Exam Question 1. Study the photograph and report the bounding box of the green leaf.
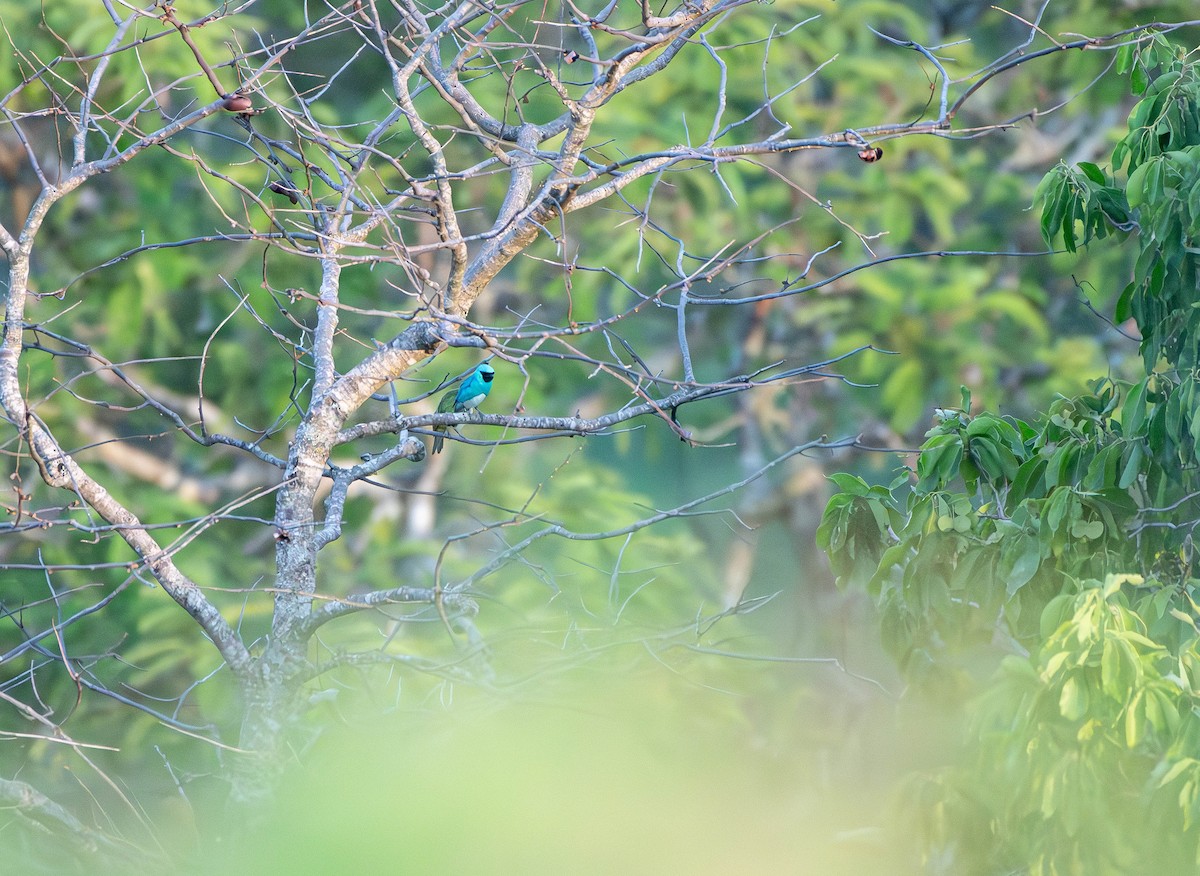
[1078,162,1106,185]
[827,473,871,496]
[1037,167,1069,247]
[1123,378,1148,436]
[1132,63,1149,95]
[1059,675,1088,721]
[969,435,1006,483]
[1045,490,1082,562]
[1166,385,1186,446]
[916,433,963,493]
[1114,281,1136,324]
[1127,157,1159,209]
[1046,443,1079,489]
[1083,443,1121,490]
[1157,758,1200,789]
[1000,533,1041,597]
[1119,630,1165,652]
[1115,43,1134,76]
[1145,687,1167,734]
[1008,456,1048,511]
[1170,608,1200,632]
[1126,690,1145,748]
[1096,489,1138,522]
[816,497,851,552]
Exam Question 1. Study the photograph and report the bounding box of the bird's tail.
[431,428,445,454]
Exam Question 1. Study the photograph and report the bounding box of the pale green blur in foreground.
[217,651,918,876]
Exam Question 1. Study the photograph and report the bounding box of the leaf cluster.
[1039,37,1200,380]
[823,40,1200,870]
[821,376,1200,868]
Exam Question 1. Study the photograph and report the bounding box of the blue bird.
[431,362,495,453]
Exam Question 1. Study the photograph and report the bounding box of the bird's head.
[477,363,495,383]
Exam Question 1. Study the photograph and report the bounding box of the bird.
[431,362,495,453]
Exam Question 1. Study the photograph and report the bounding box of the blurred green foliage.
[212,655,909,876]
